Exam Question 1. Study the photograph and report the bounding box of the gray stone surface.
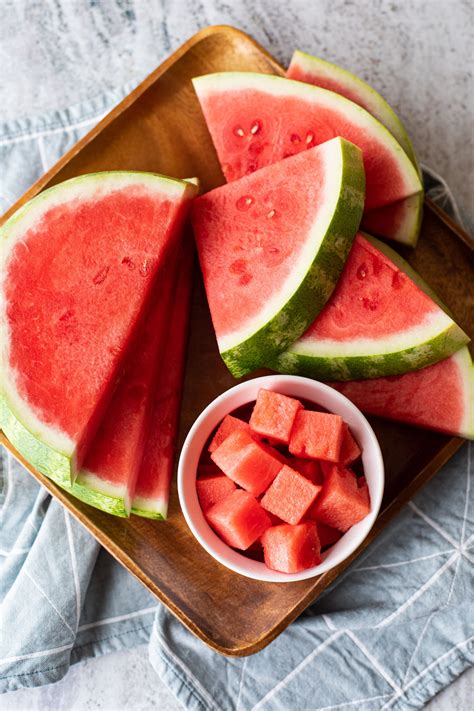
[1,1,472,709]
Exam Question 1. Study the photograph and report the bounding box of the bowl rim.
[178,374,384,583]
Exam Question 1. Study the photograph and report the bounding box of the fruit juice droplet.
[121,256,135,269]
[250,120,262,135]
[290,133,301,143]
[233,126,245,137]
[356,263,368,280]
[93,266,109,285]
[236,195,254,211]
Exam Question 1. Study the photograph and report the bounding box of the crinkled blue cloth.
[0,87,473,710]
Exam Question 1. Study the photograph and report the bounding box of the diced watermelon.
[206,489,272,550]
[316,522,342,549]
[261,465,321,525]
[289,410,344,462]
[197,473,237,512]
[310,464,370,531]
[208,414,253,453]
[339,423,362,466]
[290,457,324,484]
[249,389,303,444]
[357,475,371,507]
[261,522,321,573]
[211,430,282,496]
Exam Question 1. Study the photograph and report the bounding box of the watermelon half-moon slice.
[269,233,469,381]
[286,50,424,246]
[191,137,365,377]
[192,72,422,211]
[0,172,198,486]
[329,347,474,440]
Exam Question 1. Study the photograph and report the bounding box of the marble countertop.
[2,1,472,709]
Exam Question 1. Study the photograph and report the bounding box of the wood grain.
[1,25,472,656]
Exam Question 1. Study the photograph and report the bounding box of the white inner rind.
[0,172,194,458]
[193,72,422,197]
[290,310,455,357]
[216,138,342,352]
[76,469,130,510]
[454,347,474,436]
[131,494,167,514]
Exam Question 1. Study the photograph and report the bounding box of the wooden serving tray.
[1,26,473,656]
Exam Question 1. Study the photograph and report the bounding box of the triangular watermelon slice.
[269,233,469,380]
[131,243,194,519]
[192,72,422,211]
[0,172,198,486]
[286,50,423,246]
[191,137,365,377]
[329,347,474,439]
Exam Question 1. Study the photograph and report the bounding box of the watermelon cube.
[310,464,370,531]
[316,522,342,549]
[249,389,303,444]
[206,490,272,550]
[339,423,361,466]
[290,457,324,484]
[357,475,371,507]
[196,472,236,512]
[262,522,321,573]
[208,414,253,453]
[211,430,282,496]
[261,465,322,525]
[289,411,344,462]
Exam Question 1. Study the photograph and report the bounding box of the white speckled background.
[1,0,473,708]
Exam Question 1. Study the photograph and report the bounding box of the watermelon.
[211,429,282,496]
[0,172,197,486]
[260,464,321,525]
[192,72,422,211]
[339,423,361,466]
[270,233,469,381]
[316,522,342,549]
[206,489,272,550]
[286,50,419,171]
[289,410,344,462]
[286,51,424,246]
[310,464,370,531]
[131,244,194,519]
[261,522,321,573]
[208,414,253,452]
[69,258,177,517]
[249,389,302,444]
[197,472,236,512]
[330,347,474,440]
[192,137,365,376]
[290,457,324,484]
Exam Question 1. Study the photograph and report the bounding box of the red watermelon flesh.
[131,243,194,519]
[339,423,361,466]
[197,472,237,512]
[329,347,474,439]
[193,72,421,210]
[206,489,272,550]
[208,414,254,453]
[290,457,324,484]
[316,522,342,549]
[0,173,197,485]
[310,464,370,531]
[249,389,303,444]
[361,194,423,246]
[260,464,322,525]
[289,410,344,462]
[211,429,282,496]
[262,521,321,573]
[357,476,371,507]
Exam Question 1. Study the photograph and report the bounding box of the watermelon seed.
[250,120,262,135]
[306,132,315,147]
[234,126,245,137]
[268,246,280,254]
[267,210,276,219]
[290,133,301,143]
[236,195,254,211]
[93,266,109,285]
[356,264,368,280]
[121,256,135,270]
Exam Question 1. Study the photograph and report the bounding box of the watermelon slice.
[0,172,197,486]
[330,347,474,440]
[68,259,177,516]
[192,72,422,211]
[362,193,424,246]
[192,137,365,376]
[131,243,194,519]
[270,233,469,381]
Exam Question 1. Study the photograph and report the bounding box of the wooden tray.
[1,25,472,657]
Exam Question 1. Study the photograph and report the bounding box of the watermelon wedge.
[286,52,424,246]
[191,137,365,377]
[269,233,469,380]
[0,172,197,486]
[330,347,474,440]
[192,72,422,211]
[131,243,194,519]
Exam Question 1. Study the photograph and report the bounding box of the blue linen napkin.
[0,87,472,709]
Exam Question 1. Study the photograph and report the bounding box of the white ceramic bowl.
[178,374,384,583]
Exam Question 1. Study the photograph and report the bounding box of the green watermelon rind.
[131,500,167,520]
[219,138,365,377]
[0,171,198,485]
[60,477,130,518]
[289,50,421,175]
[361,192,424,247]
